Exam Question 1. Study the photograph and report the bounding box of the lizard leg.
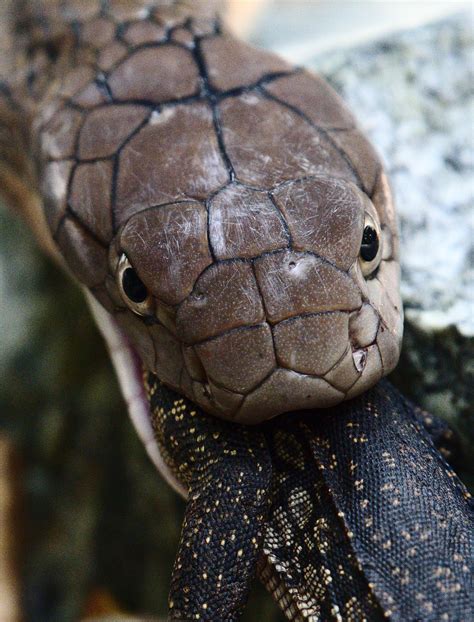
[259,380,473,622]
[146,374,272,622]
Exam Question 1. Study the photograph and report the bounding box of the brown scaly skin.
[1,0,403,423]
[1,2,473,621]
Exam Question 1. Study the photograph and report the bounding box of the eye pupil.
[360,225,379,262]
[122,267,148,303]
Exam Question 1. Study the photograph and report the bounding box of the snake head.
[39,31,403,423]
[104,171,402,424]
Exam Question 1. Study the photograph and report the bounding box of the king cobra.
[1,2,473,621]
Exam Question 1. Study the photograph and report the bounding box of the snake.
[0,1,472,621]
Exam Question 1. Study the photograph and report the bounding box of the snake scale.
[0,1,472,621]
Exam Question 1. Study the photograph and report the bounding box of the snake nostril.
[352,348,368,373]
[194,291,206,303]
[203,383,212,400]
[288,261,297,270]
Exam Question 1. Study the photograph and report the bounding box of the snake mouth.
[184,298,384,424]
[169,241,391,423]
[87,269,387,431]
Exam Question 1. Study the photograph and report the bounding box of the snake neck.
[0,0,223,252]
[4,1,224,105]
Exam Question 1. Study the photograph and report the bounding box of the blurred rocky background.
[0,3,472,621]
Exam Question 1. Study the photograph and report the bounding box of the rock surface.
[311,13,473,337]
[308,15,474,453]
[0,13,472,622]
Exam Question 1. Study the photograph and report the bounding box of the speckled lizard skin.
[0,1,472,621]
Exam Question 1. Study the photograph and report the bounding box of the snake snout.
[114,179,401,423]
[175,252,383,423]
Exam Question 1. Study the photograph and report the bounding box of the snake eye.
[123,267,147,303]
[361,226,379,262]
[117,254,154,316]
[359,214,382,277]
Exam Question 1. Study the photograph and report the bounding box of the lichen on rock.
[311,13,473,338]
